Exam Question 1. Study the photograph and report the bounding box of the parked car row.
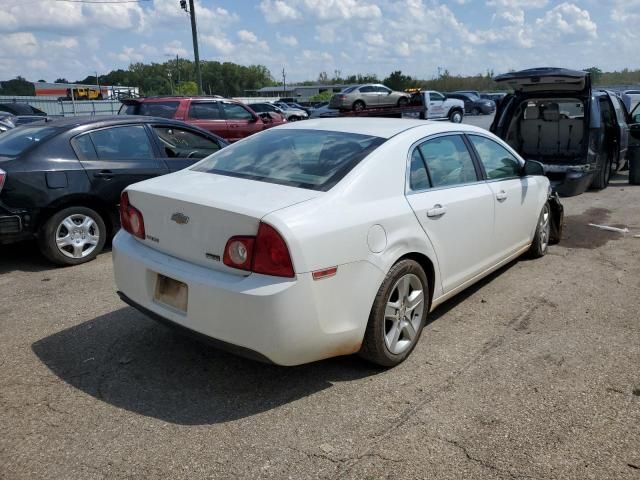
[0,116,227,265]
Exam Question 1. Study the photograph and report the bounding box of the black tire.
[471,107,481,116]
[529,202,551,258]
[629,149,640,185]
[449,109,463,123]
[397,97,409,107]
[591,154,612,190]
[38,206,107,266]
[288,115,300,122]
[353,100,366,112]
[359,259,428,367]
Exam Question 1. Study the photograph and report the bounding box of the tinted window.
[376,86,391,93]
[193,129,386,191]
[409,148,430,190]
[153,126,222,159]
[0,126,59,157]
[189,102,222,120]
[419,135,478,187]
[72,134,97,160]
[222,103,254,120]
[89,125,154,159]
[359,86,375,93]
[430,92,445,101]
[137,101,179,118]
[250,104,268,113]
[468,135,521,180]
[342,86,358,93]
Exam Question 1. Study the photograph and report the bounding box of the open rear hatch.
[494,68,590,95]
[126,169,320,273]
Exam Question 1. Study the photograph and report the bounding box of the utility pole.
[282,67,286,98]
[181,0,203,95]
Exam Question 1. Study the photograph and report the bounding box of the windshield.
[192,129,386,191]
[0,126,59,156]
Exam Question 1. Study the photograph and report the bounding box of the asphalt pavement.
[1,115,639,479]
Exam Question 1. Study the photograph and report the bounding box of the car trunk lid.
[494,68,590,95]
[126,169,320,273]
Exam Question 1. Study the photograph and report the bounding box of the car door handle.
[93,170,114,179]
[496,190,508,201]
[426,204,447,217]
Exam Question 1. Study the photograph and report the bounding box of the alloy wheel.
[539,203,551,252]
[384,273,425,355]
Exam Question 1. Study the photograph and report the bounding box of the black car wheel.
[39,206,107,266]
[353,100,366,112]
[529,202,551,258]
[449,110,463,123]
[359,259,428,367]
[591,153,612,190]
[397,97,409,107]
[471,107,481,116]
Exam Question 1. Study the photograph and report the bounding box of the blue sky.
[0,0,637,84]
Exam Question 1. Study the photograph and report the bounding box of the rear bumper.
[112,231,382,366]
[0,203,34,244]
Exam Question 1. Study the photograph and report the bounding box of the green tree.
[309,90,333,102]
[175,81,198,95]
[583,67,602,84]
[0,76,35,95]
[54,78,69,83]
[383,70,414,91]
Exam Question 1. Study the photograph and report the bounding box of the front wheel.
[288,115,300,122]
[353,100,366,112]
[471,107,481,116]
[39,206,107,266]
[359,259,428,367]
[449,110,463,123]
[529,202,551,258]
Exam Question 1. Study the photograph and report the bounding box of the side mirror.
[630,123,640,140]
[633,113,640,124]
[522,159,545,176]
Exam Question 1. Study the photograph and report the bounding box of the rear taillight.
[119,191,145,239]
[0,168,6,194]
[223,222,294,278]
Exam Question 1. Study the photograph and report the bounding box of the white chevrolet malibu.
[113,118,561,367]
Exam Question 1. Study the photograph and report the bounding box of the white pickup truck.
[418,90,465,123]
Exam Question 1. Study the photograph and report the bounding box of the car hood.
[494,68,590,95]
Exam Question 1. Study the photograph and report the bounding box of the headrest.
[525,106,539,120]
[543,103,559,121]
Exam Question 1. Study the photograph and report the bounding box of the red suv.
[119,96,286,142]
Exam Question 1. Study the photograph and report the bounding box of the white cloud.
[301,0,381,20]
[4,32,39,57]
[535,3,597,40]
[237,30,258,43]
[364,32,385,46]
[163,40,188,57]
[276,32,298,46]
[202,35,235,55]
[259,0,300,23]
[110,46,145,63]
[43,37,79,49]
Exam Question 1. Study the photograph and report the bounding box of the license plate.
[154,274,188,313]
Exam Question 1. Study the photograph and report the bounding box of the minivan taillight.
[0,168,6,194]
[119,191,145,239]
[223,222,294,278]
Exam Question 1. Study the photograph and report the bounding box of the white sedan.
[113,118,561,367]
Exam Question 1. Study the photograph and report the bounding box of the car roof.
[35,115,199,130]
[274,117,486,139]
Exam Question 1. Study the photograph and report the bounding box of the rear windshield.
[192,129,386,191]
[0,126,59,156]
[341,86,358,93]
[119,101,179,118]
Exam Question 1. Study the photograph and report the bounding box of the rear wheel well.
[395,252,435,310]
[38,196,116,239]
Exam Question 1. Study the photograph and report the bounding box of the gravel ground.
[1,124,639,478]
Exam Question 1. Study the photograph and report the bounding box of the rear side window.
[222,103,254,120]
[0,126,59,157]
[72,133,98,160]
[409,148,430,191]
[468,135,521,180]
[359,86,375,93]
[419,135,478,188]
[120,101,180,118]
[89,125,154,159]
[189,102,222,120]
[153,126,222,159]
[192,129,386,191]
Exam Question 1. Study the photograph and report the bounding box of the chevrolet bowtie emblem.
[171,212,189,225]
